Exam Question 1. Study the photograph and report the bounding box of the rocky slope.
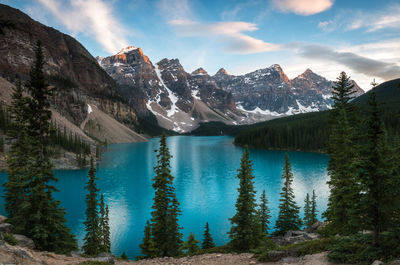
[0,4,147,144]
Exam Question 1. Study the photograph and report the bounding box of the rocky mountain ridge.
[99,46,364,131]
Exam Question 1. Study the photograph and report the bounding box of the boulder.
[305,221,327,233]
[389,260,400,265]
[0,223,13,233]
[0,215,7,224]
[91,256,115,264]
[13,234,35,249]
[371,261,385,265]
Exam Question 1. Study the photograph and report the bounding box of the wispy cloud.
[157,0,193,20]
[318,4,400,32]
[271,0,333,16]
[169,20,279,54]
[35,0,129,54]
[288,43,400,80]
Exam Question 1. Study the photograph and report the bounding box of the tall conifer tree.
[258,190,271,235]
[150,134,182,257]
[274,154,302,235]
[310,190,318,225]
[4,81,31,233]
[359,86,397,246]
[99,194,111,253]
[23,40,76,253]
[229,147,261,252]
[83,157,100,255]
[324,72,360,235]
[303,193,312,228]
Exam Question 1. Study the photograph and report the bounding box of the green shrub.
[328,233,400,265]
[3,233,18,245]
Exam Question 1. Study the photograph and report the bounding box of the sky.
[3,0,400,89]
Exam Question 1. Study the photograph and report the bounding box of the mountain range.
[98,47,363,132]
[0,3,364,140]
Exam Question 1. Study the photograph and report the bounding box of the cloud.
[169,20,279,54]
[318,4,400,32]
[271,0,333,16]
[288,43,400,81]
[157,0,193,20]
[35,0,129,54]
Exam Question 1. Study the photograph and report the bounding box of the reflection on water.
[0,136,329,258]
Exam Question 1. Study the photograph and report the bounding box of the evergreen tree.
[274,154,302,236]
[167,194,183,256]
[150,134,182,256]
[181,232,200,255]
[202,222,215,250]
[258,190,271,235]
[120,252,128,260]
[83,157,101,255]
[228,147,261,252]
[310,190,318,225]
[104,205,111,252]
[23,40,77,253]
[303,193,312,228]
[99,194,111,253]
[3,81,31,233]
[140,220,156,258]
[324,72,360,235]
[359,86,397,246]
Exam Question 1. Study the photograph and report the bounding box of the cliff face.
[0,4,146,143]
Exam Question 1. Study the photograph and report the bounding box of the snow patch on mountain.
[154,63,179,117]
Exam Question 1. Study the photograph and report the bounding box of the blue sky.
[3,0,400,89]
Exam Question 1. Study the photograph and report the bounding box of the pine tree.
[358,86,397,246]
[99,194,111,253]
[150,134,182,256]
[120,252,128,260]
[310,190,318,225]
[167,194,183,256]
[104,205,111,252]
[83,157,101,255]
[258,190,271,235]
[202,222,215,249]
[229,147,261,252]
[23,40,77,253]
[140,220,156,258]
[181,232,200,255]
[324,72,360,235]
[274,154,302,236]
[303,193,312,228]
[3,81,31,233]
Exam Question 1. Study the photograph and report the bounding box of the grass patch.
[254,238,333,262]
[3,233,18,245]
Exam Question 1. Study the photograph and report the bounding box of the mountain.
[232,78,400,152]
[0,4,146,144]
[213,65,364,119]
[98,49,240,132]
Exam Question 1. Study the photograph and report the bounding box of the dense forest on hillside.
[233,78,400,152]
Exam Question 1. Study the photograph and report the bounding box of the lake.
[0,136,330,258]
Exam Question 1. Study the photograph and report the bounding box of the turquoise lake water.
[0,136,329,258]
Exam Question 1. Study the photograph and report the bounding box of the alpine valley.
[0,3,364,140]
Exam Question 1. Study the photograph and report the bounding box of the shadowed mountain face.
[0,4,145,143]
